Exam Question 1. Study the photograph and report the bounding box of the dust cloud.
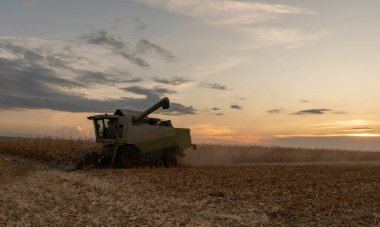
[178,144,380,166]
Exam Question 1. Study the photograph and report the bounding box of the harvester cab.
[82,97,195,169]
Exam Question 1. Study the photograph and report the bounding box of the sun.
[346,133,380,137]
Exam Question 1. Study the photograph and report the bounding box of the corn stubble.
[0,138,379,225]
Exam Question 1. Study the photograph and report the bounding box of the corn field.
[1,138,380,165]
[0,138,99,163]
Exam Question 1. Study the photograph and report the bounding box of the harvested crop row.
[1,154,379,226]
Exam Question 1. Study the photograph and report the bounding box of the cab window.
[94,118,118,139]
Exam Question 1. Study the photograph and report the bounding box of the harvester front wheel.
[117,146,140,168]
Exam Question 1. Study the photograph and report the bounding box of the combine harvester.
[74,97,196,169]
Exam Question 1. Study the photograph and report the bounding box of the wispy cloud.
[202,82,228,91]
[311,119,374,130]
[268,108,283,114]
[81,30,149,67]
[188,57,245,78]
[351,127,372,130]
[293,108,346,115]
[230,104,243,110]
[134,17,148,31]
[81,30,179,67]
[239,27,329,49]
[124,78,143,83]
[135,0,313,26]
[293,109,331,115]
[82,30,125,49]
[153,76,191,86]
[333,111,347,115]
[135,39,178,63]
[135,0,324,49]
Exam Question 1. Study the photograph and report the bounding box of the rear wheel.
[117,146,140,168]
[162,148,178,167]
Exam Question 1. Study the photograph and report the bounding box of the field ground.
[1,153,379,226]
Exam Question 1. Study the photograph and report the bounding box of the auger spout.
[133,97,170,124]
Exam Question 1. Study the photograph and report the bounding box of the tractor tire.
[162,149,178,167]
[116,146,140,168]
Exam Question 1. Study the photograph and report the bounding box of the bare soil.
[1,153,379,226]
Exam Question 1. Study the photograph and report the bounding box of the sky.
[1,0,380,151]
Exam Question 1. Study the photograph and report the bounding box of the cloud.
[300,99,310,103]
[81,30,150,68]
[135,0,313,26]
[267,108,283,114]
[121,86,196,114]
[215,113,223,116]
[134,17,148,31]
[293,109,331,115]
[211,107,219,111]
[82,30,125,49]
[76,70,136,85]
[240,27,329,49]
[154,86,177,95]
[312,119,372,130]
[136,39,178,62]
[202,82,228,91]
[293,109,347,115]
[153,76,191,86]
[351,127,372,130]
[346,127,375,134]
[230,104,243,110]
[118,51,150,67]
[136,1,326,50]
[0,38,195,115]
[124,78,143,83]
[81,31,180,67]
[189,58,246,77]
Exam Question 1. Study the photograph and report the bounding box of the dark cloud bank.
[0,34,196,115]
